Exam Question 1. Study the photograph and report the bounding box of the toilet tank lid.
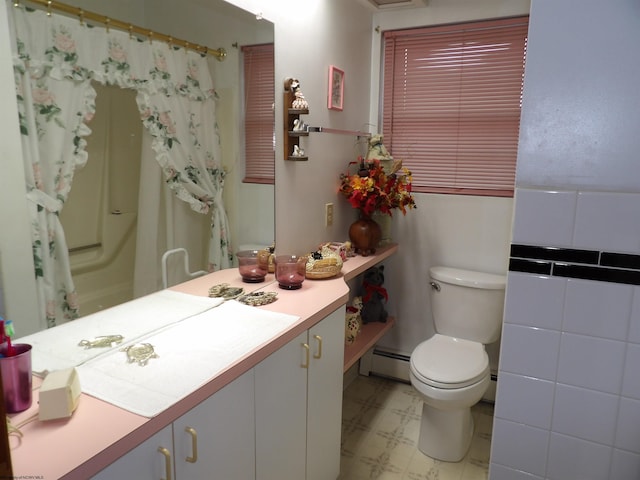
[430,266,505,290]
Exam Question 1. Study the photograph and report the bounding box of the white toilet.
[409,266,506,462]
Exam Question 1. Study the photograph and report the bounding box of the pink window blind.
[382,17,528,196]
[242,43,275,184]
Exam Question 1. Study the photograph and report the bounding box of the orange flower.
[339,157,416,217]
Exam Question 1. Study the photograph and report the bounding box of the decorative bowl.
[236,250,268,283]
[275,255,307,290]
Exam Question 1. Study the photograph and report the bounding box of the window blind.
[382,17,528,196]
[242,43,275,184]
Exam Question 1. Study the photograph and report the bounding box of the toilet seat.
[410,334,489,389]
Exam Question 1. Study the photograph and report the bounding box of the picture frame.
[328,65,344,111]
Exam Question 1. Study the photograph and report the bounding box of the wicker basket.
[305,257,342,279]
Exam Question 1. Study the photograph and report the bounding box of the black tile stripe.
[553,263,640,286]
[601,252,640,270]
[509,244,640,286]
[509,258,552,275]
[510,244,599,264]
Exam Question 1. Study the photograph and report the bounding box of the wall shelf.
[283,84,309,160]
[344,317,395,372]
[340,243,398,372]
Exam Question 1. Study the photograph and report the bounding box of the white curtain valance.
[12,6,216,99]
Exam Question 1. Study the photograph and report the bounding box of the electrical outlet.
[325,203,334,227]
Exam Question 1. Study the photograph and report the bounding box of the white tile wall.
[563,279,632,341]
[491,189,640,479]
[622,344,640,400]
[504,273,565,330]
[497,1,640,476]
[511,189,576,247]
[556,333,625,394]
[499,324,560,381]
[491,419,549,477]
[573,192,640,254]
[546,433,612,480]
[494,372,554,429]
[551,384,618,445]
[489,464,543,480]
[611,449,640,479]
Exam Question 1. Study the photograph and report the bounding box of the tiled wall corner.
[491,188,640,479]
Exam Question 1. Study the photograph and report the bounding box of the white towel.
[77,301,300,417]
[17,290,224,375]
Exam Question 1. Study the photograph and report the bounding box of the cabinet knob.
[158,446,172,480]
[185,426,198,463]
[313,335,323,359]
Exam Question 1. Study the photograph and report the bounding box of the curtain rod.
[13,0,227,61]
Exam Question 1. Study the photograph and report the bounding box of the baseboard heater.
[364,348,497,401]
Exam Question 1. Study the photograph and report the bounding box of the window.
[382,17,528,196]
[242,43,275,184]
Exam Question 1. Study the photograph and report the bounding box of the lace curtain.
[10,6,232,328]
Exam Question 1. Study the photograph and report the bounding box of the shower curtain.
[10,5,232,329]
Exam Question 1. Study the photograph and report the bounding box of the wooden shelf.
[283,84,309,161]
[342,243,398,282]
[341,243,398,372]
[344,316,395,372]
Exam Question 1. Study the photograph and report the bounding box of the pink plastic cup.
[0,343,33,413]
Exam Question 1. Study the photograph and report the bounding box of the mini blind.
[242,43,275,184]
[382,17,528,196]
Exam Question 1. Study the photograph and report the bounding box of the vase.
[349,213,382,256]
[372,210,392,246]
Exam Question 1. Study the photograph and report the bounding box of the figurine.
[78,335,124,349]
[361,266,388,324]
[293,118,308,132]
[289,78,309,110]
[345,296,363,346]
[365,134,393,161]
[292,145,305,157]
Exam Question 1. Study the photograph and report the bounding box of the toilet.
[409,266,506,462]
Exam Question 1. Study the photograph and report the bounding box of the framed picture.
[328,65,344,111]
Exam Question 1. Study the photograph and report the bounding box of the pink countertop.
[10,245,397,479]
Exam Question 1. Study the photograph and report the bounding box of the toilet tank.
[429,266,506,344]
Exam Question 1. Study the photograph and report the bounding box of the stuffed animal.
[361,266,388,324]
[365,134,393,161]
[345,296,363,345]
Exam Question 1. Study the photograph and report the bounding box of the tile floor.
[340,374,494,480]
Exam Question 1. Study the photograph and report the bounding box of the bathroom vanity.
[9,244,397,480]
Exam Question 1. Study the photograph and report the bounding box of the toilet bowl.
[410,334,490,462]
[410,266,505,462]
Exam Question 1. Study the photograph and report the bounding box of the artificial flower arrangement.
[339,156,416,217]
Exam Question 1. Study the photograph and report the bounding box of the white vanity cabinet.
[91,425,174,480]
[255,306,345,480]
[173,369,255,480]
[91,370,255,480]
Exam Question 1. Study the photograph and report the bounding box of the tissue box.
[38,368,81,421]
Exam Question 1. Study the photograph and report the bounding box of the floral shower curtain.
[10,5,232,329]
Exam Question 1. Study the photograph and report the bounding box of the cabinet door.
[174,369,255,480]
[255,330,308,480]
[91,425,174,480]
[307,307,345,480]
